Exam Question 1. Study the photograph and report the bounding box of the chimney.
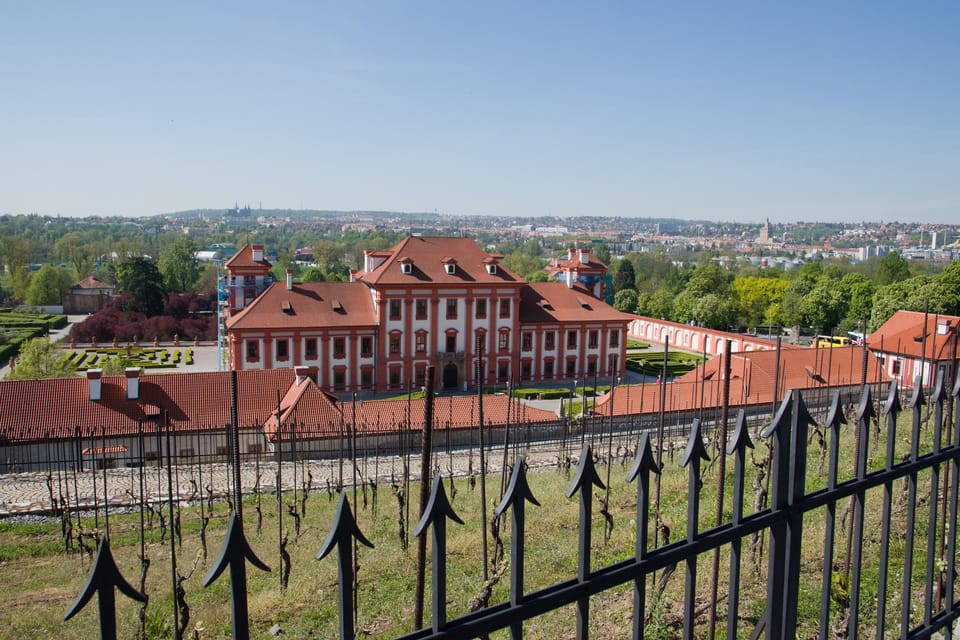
[294,365,311,385]
[938,320,952,336]
[567,247,575,261]
[579,248,589,264]
[363,250,372,273]
[251,244,264,262]
[565,269,573,288]
[286,268,293,291]
[87,369,103,402]
[125,367,140,400]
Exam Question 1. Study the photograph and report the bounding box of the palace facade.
[226,236,630,393]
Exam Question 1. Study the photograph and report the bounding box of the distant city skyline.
[1,3,957,224]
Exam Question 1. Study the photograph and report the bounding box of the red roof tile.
[224,244,272,270]
[594,346,890,416]
[519,282,631,324]
[227,281,378,330]
[867,310,960,361]
[356,236,522,285]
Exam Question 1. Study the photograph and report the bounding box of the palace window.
[544,359,554,379]
[475,299,487,319]
[360,367,373,389]
[521,360,532,381]
[389,333,401,355]
[446,334,457,353]
[498,330,509,351]
[544,332,555,351]
[566,358,577,377]
[521,332,532,351]
[416,332,427,353]
[276,339,289,361]
[499,299,510,318]
[567,331,578,349]
[587,357,597,375]
[416,299,428,320]
[333,337,346,359]
[609,330,619,347]
[588,330,598,349]
[389,299,401,321]
[361,337,373,357]
[305,338,317,359]
[333,368,346,390]
[446,298,458,319]
[246,340,259,362]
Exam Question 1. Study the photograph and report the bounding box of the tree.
[25,265,73,305]
[874,251,911,286]
[799,278,847,334]
[7,338,76,380]
[691,293,737,330]
[839,273,874,325]
[116,256,166,316]
[159,236,201,293]
[195,263,219,294]
[733,277,788,328]
[593,243,611,266]
[673,263,734,323]
[53,233,94,278]
[613,288,639,313]
[301,267,326,282]
[612,260,636,293]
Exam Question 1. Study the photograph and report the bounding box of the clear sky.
[1,3,957,224]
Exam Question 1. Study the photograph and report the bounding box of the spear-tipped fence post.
[627,432,660,640]
[819,391,847,638]
[679,418,709,640]
[924,370,946,627]
[203,511,271,640]
[945,374,960,626]
[413,473,464,633]
[875,380,902,637]
[902,379,925,638]
[494,454,540,640]
[726,409,753,640]
[849,385,875,633]
[316,492,374,640]
[566,442,605,640]
[64,535,146,640]
[761,389,813,640]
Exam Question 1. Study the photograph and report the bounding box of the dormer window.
[401,263,413,274]
[486,263,497,275]
[445,263,456,275]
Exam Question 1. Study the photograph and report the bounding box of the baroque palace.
[225,236,631,393]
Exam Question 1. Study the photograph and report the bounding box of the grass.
[0,398,953,639]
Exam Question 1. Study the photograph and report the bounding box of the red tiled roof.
[867,310,960,362]
[263,376,343,441]
[519,282,631,324]
[73,276,114,290]
[0,369,302,443]
[0,368,558,444]
[227,281,378,330]
[593,346,890,416]
[356,236,522,285]
[224,244,272,269]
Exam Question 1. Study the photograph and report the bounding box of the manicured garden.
[61,347,196,372]
[0,310,68,363]
[625,350,704,377]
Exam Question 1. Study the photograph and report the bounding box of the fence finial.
[680,418,710,468]
[884,379,903,417]
[931,368,946,403]
[825,391,847,431]
[64,536,146,640]
[727,409,754,456]
[413,473,464,537]
[856,386,876,423]
[908,378,925,409]
[316,493,373,640]
[627,432,661,481]
[566,443,605,499]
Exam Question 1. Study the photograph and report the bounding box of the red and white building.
[226,236,631,393]
[867,310,960,388]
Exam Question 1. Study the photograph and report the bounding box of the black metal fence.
[17,371,960,638]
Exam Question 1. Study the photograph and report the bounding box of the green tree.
[613,288,639,313]
[674,263,733,323]
[7,338,76,380]
[25,265,73,305]
[799,278,848,334]
[733,277,788,328]
[593,243,611,266]
[874,251,911,286]
[53,233,94,278]
[9,266,32,303]
[302,267,326,282]
[691,293,737,330]
[116,256,166,316]
[612,260,637,293]
[158,236,201,292]
[195,263,219,294]
[839,273,874,325]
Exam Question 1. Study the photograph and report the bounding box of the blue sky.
[1,2,957,223]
